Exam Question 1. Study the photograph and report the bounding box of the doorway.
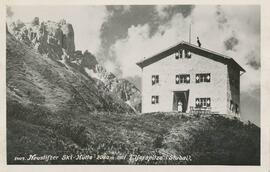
[173,90,189,112]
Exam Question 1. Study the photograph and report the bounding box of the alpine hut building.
[136,41,245,117]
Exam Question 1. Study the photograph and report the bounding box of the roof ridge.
[181,41,233,60]
[136,41,184,63]
[136,40,245,72]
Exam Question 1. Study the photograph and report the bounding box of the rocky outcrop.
[7,17,141,112]
[61,23,75,55]
[74,57,141,112]
[8,18,75,61]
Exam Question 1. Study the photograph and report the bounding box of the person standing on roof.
[197,37,201,47]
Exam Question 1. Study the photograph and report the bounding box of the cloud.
[8,6,108,54]
[245,51,260,70]
[103,60,118,74]
[215,5,229,30]
[156,5,194,19]
[99,5,194,64]
[109,5,260,93]
[224,36,239,51]
[106,5,131,14]
[99,5,158,57]
[110,13,190,77]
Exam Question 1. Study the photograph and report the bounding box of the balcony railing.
[189,106,212,115]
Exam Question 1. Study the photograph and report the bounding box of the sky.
[6,5,261,126]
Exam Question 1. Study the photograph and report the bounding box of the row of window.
[152,73,211,85]
[175,49,192,59]
[151,96,211,108]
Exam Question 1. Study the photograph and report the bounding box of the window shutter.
[196,74,200,83]
[176,75,180,84]
[152,76,155,85]
[185,75,190,83]
[185,50,191,58]
[152,75,159,85]
[195,98,199,107]
[206,74,211,82]
[152,96,155,104]
[175,51,179,59]
[207,98,211,107]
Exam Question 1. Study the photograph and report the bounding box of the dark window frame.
[235,104,239,114]
[176,74,190,84]
[195,97,211,108]
[184,49,192,58]
[175,49,192,59]
[152,75,159,85]
[151,95,159,104]
[196,73,211,83]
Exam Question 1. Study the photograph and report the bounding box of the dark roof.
[136,41,245,72]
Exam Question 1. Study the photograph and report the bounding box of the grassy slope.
[6,34,260,165]
[6,33,133,115]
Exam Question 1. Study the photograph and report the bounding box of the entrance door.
[173,90,189,112]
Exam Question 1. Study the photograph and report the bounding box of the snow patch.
[125,100,131,106]
[58,53,69,69]
[84,67,101,80]
[125,100,136,112]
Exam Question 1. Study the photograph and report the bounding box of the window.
[195,98,211,108]
[235,104,239,114]
[176,74,190,84]
[175,49,183,59]
[151,96,159,104]
[230,100,239,114]
[185,49,192,58]
[175,49,191,59]
[196,73,211,83]
[152,75,159,85]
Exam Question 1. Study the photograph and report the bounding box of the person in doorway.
[177,101,183,112]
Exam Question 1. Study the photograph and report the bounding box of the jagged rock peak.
[8,17,75,60]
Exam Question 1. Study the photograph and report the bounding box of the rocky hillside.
[8,18,141,112]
